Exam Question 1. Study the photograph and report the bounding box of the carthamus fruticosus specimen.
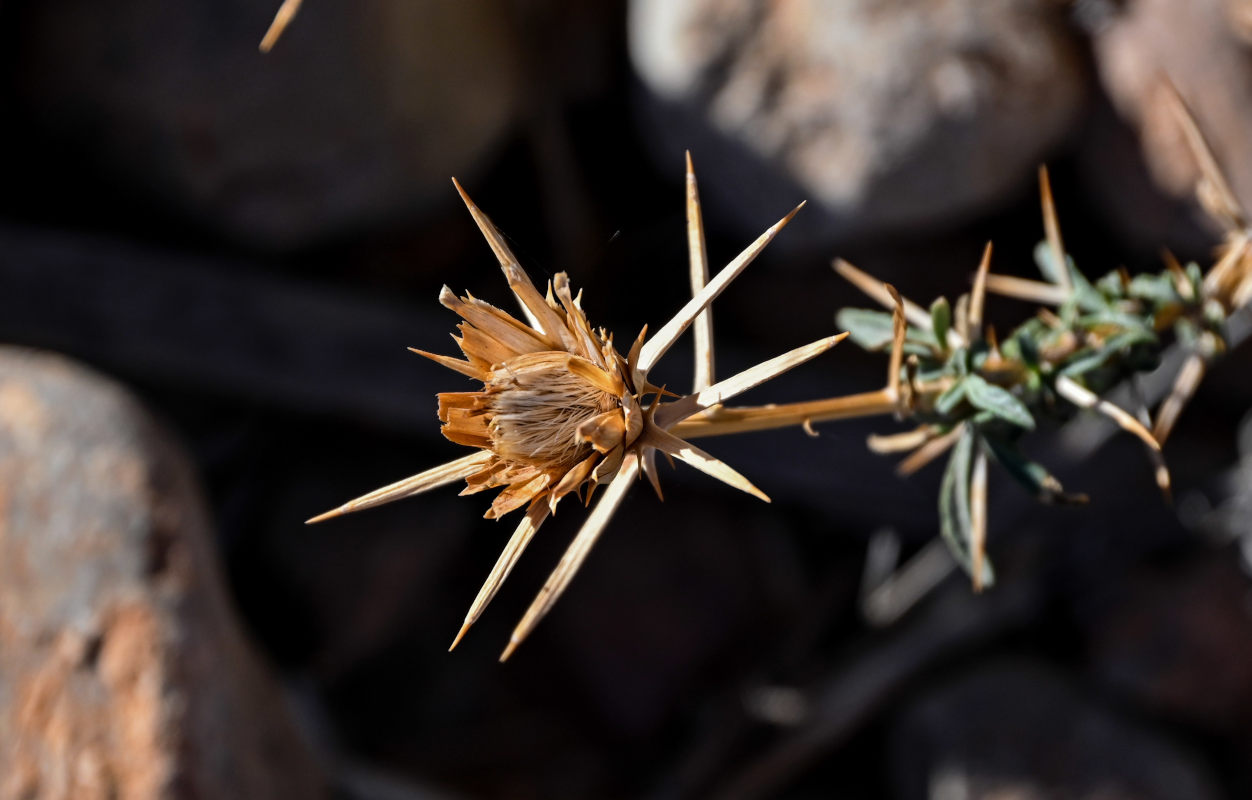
[824,85,1252,589]
[308,155,847,659]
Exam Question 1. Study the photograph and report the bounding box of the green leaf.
[1076,309,1154,333]
[1128,272,1179,306]
[938,426,994,587]
[983,437,1088,505]
[1095,270,1127,299]
[1034,241,1104,311]
[1002,329,1041,369]
[836,308,897,350]
[1185,261,1203,292]
[935,378,967,415]
[930,297,951,350]
[963,374,1035,430]
[1058,328,1158,378]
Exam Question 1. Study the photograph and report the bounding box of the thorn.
[305,507,343,525]
[499,637,520,663]
[448,621,471,651]
[1039,165,1071,291]
[450,176,473,207]
[259,0,303,53]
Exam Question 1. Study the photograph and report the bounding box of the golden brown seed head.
[485,352,619,469]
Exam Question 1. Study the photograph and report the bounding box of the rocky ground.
[2,1,1252,798]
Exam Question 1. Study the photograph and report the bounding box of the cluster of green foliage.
[835,233,1234,584]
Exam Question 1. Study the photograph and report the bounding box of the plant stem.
[673,388,897,439]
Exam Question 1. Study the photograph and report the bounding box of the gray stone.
[0,348,327,799]
[13,0,523,249]
[1084,555,1252,733]
[889,662,1220,800]
[629,0,1088,247]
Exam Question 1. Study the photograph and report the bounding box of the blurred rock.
[1091,0,1252,235]
[629,0,1087,248]
[0,348,326,799]
[12,0,522,249]
[1083,555,1252,733]
[889,662,1220,800]
[1074,98,1219,259]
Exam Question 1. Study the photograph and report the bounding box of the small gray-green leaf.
[1058,328,1157,378]
[983,436,1088,505]
[1128,272,1178,306]
[964,374,1035,430]
[938,427,995,587]
[836,308,897,350]
[935,378,967,415]
[930,297,951,350]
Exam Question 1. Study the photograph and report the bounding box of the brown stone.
[1092,0,1252,221]
[0,348,327,799]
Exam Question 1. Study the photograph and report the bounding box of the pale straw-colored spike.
[564,355,625,397]
[984,274,1070,306]
[1127,385,1173,501]
[653,333,848,428]
[1205,233,1250,304]
[953,293,971,344]
[686,152,716,392]
[1055,375,1162,452]
[500,454,641,661]
[968,242,993,335]
[896,424,963,477]
[1153,351,1207,447]
[833,260,966,349]
[985,325,1002,362]
[1037,307,1065,329]
[1162,249,1190,295]
[1159,79,1246,232]
[439,287,553,355]
[1230,257,1252,309]
[670,387,898,438]
[903,354,922,413]
[641,447,664,500]
[408,347,484,380]
[450,500,551,651]
[867,426,934,454]
[1231,246,1252,309]
[886,285,906,406]
[643,427,770,503]
[450,178,576,347]
[552,273,608,368]
[259,0,302,52]
[1039,166,1072,292]
[635,202,806,381]
[306,450,494,524]
[969,446,989,593]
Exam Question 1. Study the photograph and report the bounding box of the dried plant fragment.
[309,165,846,659]
[259,0,303,53]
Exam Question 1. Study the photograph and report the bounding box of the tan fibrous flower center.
[486,352,619,468]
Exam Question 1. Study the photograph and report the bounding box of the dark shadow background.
[2,1,1252,798]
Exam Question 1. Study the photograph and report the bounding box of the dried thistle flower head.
[309,156,846,660]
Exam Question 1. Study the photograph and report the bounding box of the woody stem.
[672,388,898,439]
